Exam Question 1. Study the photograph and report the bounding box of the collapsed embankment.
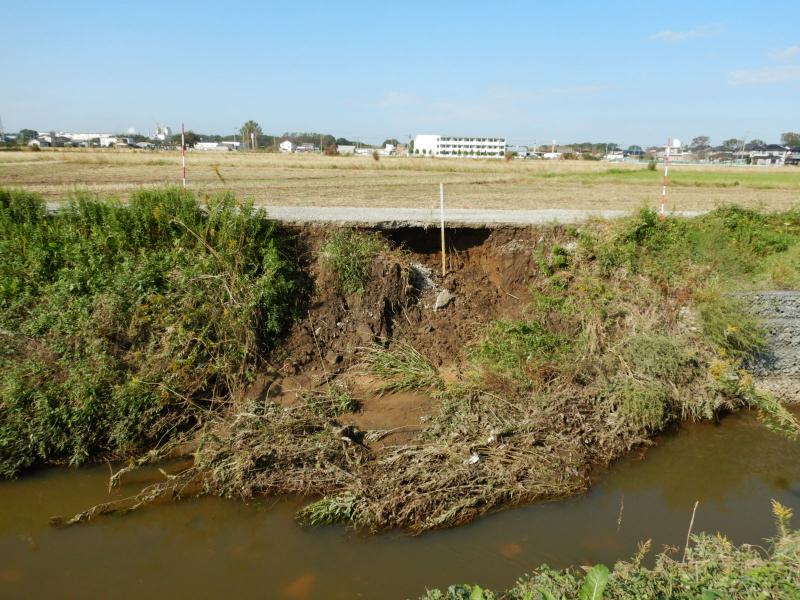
[1,187,799,534]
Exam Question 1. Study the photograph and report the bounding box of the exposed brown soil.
[273,225,562,371]
[252,225,565,444]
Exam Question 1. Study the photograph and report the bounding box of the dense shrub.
[0,188,299,477]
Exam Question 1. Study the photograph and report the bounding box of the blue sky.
[2,1,799,146]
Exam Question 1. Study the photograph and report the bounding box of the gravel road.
[259,206,704,228]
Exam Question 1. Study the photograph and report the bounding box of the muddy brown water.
[1,410,799,599]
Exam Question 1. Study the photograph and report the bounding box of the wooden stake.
[440,183,446,276]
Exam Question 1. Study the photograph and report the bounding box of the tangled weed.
[363,342,443,392]
[298,493,358,526]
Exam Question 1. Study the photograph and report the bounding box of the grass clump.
[302,383,358,417]
[363,342,442,392]
[322,229,386,295]
[420,503,800,600]
[472,320,566,383]
[298,493,358,526]
[0,187,299,477]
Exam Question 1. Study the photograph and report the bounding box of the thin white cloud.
[771,45,800,61]
[729,65,800,85]
[650,24,722,43]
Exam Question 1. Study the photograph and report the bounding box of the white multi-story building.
[413,134,506,158]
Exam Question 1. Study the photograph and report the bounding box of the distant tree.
[240,120,263,150]
[748,139,766,148]
[722,138,744,151]
[690,136,710,150]
[626,145,643,154]
[372,150,380,162]
[324,144,339,156]
[382,138,400,147]
[171,131,201,148]
[18,129,38,142]
[781,132,800,147]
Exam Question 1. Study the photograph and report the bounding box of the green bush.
[322,229,386,295]
[0,187,299,477]
[695,289,766,359]
[473,320,566,382]
[607,379,670,434]
[621,333,696,382]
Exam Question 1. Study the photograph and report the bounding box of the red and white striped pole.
[660,137,671,219]
[181,122,187,189]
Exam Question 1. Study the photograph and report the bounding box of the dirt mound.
[274,226,563,374]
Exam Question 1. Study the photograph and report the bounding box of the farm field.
[1,149,799,211]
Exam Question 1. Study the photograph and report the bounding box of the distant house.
[602,150,625,162]
[506,145,530,158]
[336,144,355,155]
[28,138,50,147]
[221,141,241,151]
[279,140,296,153]
[295,143,317,153]
[708,148,735,163]
[786,148,800,166]
[355,144,396,157]
[194,142,230,151]
[655,147,693,162]
[748,144,791,166]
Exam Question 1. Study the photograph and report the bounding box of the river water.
[1,410,799,599]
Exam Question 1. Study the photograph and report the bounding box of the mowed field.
[1,149,799,211]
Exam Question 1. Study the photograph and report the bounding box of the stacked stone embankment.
[744,291,800,401]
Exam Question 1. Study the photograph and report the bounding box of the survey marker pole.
[181,123,187,189]
[440,183,446,276]
[660,138,671,219]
